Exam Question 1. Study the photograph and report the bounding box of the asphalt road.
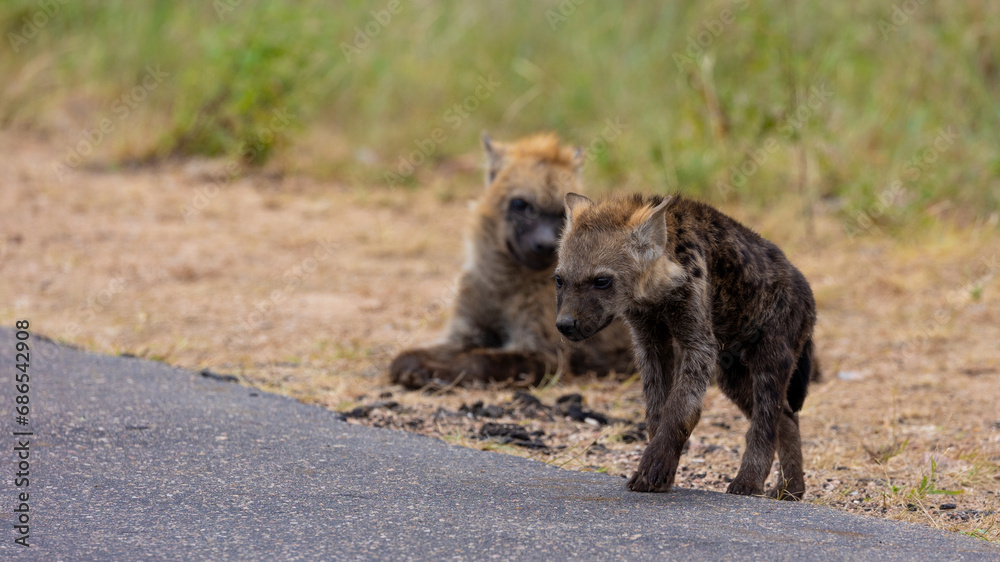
[0,328,997,560]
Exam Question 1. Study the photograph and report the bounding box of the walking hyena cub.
[390,134,633,389]
[554,192,818,500]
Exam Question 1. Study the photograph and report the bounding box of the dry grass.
[1,132,998,541]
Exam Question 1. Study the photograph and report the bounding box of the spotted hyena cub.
[554,192,818,500]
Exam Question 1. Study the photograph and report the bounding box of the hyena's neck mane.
[632,257,686,305]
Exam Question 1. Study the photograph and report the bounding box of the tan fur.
[497,132,579,167]
[627,204,657,228]
[390,134,633,389]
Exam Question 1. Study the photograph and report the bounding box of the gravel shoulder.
[1,329,997,560]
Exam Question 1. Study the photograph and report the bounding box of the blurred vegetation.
[1,1,998,229]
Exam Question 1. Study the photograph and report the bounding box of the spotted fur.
[556,191,818,499]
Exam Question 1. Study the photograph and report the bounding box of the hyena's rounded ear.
[564,192,593,230]
[482,132,506,187]
[629,197,672,262]
[564,192,594,215]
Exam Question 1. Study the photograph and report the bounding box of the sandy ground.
[1,131,998,541]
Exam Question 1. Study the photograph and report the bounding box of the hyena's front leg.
[629,336,712,493]
[389,345,465,389]
[391,345,553,388]
[449,348,554,386]
[727,349,794,496]
[625,327,668,491]
[628,323,675,442]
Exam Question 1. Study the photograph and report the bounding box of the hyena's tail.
[787,337,819,412]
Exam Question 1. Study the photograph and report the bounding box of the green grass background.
[2,1,998,229]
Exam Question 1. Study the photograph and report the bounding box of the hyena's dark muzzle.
[555,293,615,342]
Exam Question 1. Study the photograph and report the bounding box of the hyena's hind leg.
[718,340,796,497]
[767,409,805,500]
[767,339,815,500]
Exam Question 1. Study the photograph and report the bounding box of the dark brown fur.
[555,192,818,499]
[389,134,633,389]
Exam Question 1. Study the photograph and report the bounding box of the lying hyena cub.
[554,192,818,500]
[390,134,633,389]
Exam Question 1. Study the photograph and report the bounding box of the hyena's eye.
[509,198,531,213]
[593,277,612,290]
[554,275,564,289]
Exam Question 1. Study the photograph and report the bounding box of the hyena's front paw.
[389,351,442,390]
[627,441,677,493]
[726,479,763,497]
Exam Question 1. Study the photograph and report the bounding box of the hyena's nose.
[533,240,556,255]
[555,315,578,338]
